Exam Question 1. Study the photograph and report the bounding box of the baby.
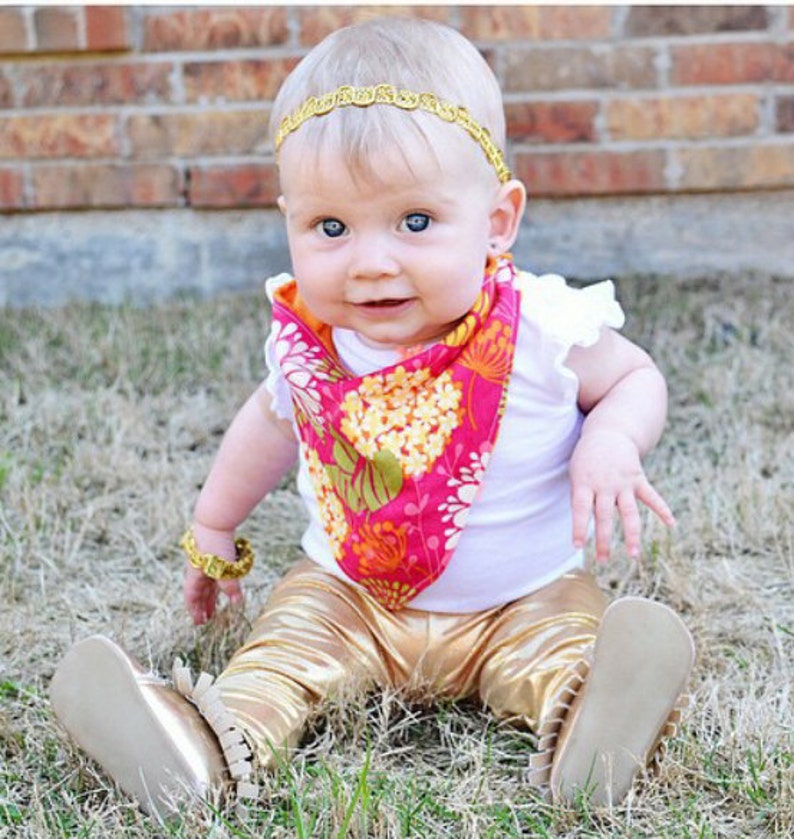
[51,17,694,819]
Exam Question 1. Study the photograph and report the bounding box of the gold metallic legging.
[214,559,605,769]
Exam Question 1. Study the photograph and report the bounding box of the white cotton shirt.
[264,270,625,613]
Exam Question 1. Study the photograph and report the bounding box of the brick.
[672,40,794,85]
[625,6,768,37]
[298,6,449,46]
[677,144,794,190]
[514,149,666,196]
[504,45,656,93]
[183,58,298,105]
[777,96,794,133]
[672,42,775,85]
[460,7,542,40]
[34,7,80,52]
[85,6,131,52]
[189,163,279,207]
[18,62,173,108]
[775,43,794,83]
[32,162,182,208]
[538,6,612,41]
[505,100,597,143]
[607,93,759,141]
[127,111,269,158]
[461,6,611,42]
[0,9,28,54]
[0,114,118,159]
[0,167,25,209]
[143,8,288,52]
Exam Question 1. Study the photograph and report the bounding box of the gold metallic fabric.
[274,84,512,183]
[181,529,255,580]
[214,560,605,768]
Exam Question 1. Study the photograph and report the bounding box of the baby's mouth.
[361,298,408,308]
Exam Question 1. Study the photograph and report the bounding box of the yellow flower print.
[436,380,461,412]
[339,366,462,479]
[303,444,349,560]
[437,411,459,437]
[425,436,445,463]
[403,449,429,477]
[361,411,388,438]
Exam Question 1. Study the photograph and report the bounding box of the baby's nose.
[348,235,400,280]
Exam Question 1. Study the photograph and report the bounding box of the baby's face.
[277,134,500,350]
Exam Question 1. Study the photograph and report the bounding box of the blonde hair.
[270,17,507,182]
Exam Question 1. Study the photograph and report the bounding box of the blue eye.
[319,218,346,238]
[402,213,430,233]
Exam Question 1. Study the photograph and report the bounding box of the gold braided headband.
[274,83,511,184]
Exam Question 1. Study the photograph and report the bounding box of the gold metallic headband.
[274,83,511,183]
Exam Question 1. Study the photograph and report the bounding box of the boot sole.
[551,597,694,806]
[50,635,222,819]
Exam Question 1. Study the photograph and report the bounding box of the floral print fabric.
[270,257,520,610]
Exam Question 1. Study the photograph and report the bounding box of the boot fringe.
[172,658,259,817]
[649,693,690,773]
[528,656,692,801]
[528,656,590,798]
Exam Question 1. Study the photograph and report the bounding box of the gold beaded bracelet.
[180,529,254,581]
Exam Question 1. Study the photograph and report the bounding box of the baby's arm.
[185,385,299,624]
[566,328,675,563]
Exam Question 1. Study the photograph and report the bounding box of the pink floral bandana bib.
[270,257,520,610]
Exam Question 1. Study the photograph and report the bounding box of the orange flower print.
[360,577,418,611]
[459,319,514,428]
[460,319,514,384]
[352,520,408,577]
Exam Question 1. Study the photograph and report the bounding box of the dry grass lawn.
[1,271,793,837]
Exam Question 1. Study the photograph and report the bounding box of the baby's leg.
[477,569,605,733]
[212,559,392,770]
[50,560,390,819]
[476,572,694,805]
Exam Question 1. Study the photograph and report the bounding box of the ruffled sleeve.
[514,270,626,400]
[263,273,297,422]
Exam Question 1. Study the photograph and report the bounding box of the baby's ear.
[488,180,527,253]
[277,196,287,215]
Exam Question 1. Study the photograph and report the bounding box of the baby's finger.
[571,485,595,549]
[218,579,244,607]
[186,587,211,625]
[636,480,676,527]
[617,489,642,557]
[593,493,616,562]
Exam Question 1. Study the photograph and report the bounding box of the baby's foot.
[550,597,694,806]
[50,635,228,820]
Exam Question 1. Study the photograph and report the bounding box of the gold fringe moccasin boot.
[50,635,258,820]
[530,596,695,807]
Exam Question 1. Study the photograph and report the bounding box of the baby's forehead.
[278,118,487,189]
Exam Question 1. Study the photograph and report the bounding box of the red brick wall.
[1,4,792,212]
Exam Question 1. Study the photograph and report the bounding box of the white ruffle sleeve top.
[263,270,625,612]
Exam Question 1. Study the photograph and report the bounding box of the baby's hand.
[183,528,245,625]
[569,429,675,563]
